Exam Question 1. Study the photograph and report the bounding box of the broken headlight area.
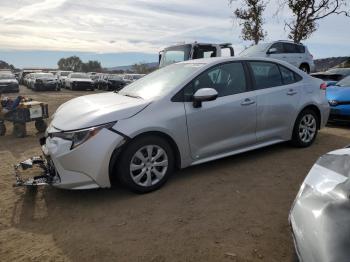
[13,156,60,187]
[48,122,116,149]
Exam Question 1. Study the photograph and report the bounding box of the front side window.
[269,42,284,54]
[185,62,247,98]
[249,61,283,89]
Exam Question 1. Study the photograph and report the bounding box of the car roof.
[180,56,294,65]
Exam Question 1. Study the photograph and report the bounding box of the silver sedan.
[16,57,329,192]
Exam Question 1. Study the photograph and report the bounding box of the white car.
[239,41,315,73]
[14,57,329,193]
[65,73,94,91]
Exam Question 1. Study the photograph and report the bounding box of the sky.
[0,0,349,68]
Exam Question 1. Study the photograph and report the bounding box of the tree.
[231,0,267,44]
[131,63,157,74]
[284,0,350,43]
[81,60,102,72]
[57,56,83,71]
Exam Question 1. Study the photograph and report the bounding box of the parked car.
[159,42,234,68]
[0,73,19,93]
[19,70,42,85]
[122,74,145,85]
[19,57,329,192]
[56,71,72,88]
[65,73,94,90]
[98,74,126,91]
[326,75,350,122]
[312,67,350,86]
[239,40,315,73]
[290,146,350,262]
[28,73,59,91]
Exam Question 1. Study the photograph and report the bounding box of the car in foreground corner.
[0,73,19,93]
[290,146,350,262]
[17,57,329,192]
[327,76,350,122]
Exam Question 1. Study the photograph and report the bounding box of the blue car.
[327,75,350,121]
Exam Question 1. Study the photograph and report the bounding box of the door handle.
[287,89,297,96]
[241,98,255,106]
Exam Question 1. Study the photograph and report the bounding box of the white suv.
[239,41,315,73]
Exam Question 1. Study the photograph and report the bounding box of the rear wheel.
[116,135,175,193]
[299,64,310,74]
[291,109,319,147]
[0,122,6,136]
[13,123,26,138]
[35,119,47,133]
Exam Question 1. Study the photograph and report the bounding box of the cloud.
[0,0,348,59]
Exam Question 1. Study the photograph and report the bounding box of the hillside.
[314,56,350,72]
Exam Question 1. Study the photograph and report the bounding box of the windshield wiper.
[123,93,143,99]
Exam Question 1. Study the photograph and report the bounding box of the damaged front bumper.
[13,155,60,187]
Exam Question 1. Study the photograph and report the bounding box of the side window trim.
[171,61,251,102]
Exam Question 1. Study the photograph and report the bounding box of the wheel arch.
[299,63,310,73]
[108,130,182,186]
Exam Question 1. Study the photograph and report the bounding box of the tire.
[13,123,26,138]
[35,119,47,133]
[116,135,175,193]
[56,84,61,91]
[299,64,310,74]
[0,122,6,136]
[291,109,319,147]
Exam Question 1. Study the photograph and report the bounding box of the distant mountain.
[0,60,15,70]
[314,56,350,72]
[107,62,158,72]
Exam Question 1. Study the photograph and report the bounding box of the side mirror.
[193,88,218,108]
[267,47,277,54]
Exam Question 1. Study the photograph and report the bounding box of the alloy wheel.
[130,145,168,187]
[298,114,316,143]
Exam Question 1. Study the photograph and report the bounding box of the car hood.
[326,86,350,101]
[290,147,350,262]
[0,79,18,84]
[51,92,150,130]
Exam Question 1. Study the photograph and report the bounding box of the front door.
[184,62,257,160]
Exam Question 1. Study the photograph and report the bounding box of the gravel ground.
[0,86,349,262]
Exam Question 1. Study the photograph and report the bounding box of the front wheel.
[116,136,175,193]
[291,109,319,147]
[35,119,47,133]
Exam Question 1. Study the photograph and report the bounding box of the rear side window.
[249,62,283,89]
[279,66,298,84]
[296,45,305,53]
[283,43,298,53]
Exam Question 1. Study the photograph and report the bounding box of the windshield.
[61,71,71,76]
[240,43,270,56]
[337,76,350,87]
[109,75,122,80]
[159,45,192,67]
[71,73,89,79]
[0,74,16,80]
[35,73,54,78]
[328,68,350,76]
[119,63,203,99]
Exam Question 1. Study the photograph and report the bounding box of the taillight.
[320,82,327,90]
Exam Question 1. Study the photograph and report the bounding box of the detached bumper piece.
[13,156,59,187]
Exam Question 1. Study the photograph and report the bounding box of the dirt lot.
[1,86,349,262]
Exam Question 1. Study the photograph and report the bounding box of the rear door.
[184,62,257,160]
[248,61,302,142]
